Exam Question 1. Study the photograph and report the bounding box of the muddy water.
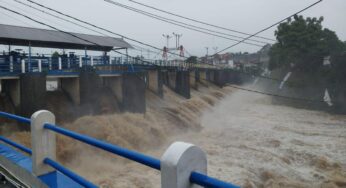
[173,89,346,188]
[4,84,346,187]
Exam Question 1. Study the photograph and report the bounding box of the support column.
[148,69,163,98]
[79,68,102,105]
[2,79,20,110]
[122,72,146,113]
[189,70,198,90]
[167,70,177,90]
[60,77,80,105]
[213,70,226,87]
[20,73,47,118]
[175,70,190,99]
[103,76,123,105]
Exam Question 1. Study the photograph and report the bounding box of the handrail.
[0,111,239,188]
[43,123,161,170]
[190,172,240,188]
[0,136,32,154]
[44,158,98,188]
[0,112,31,124]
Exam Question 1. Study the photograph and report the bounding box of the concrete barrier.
[20,73,47,118]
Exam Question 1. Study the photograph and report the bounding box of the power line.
[12,0,110,37]
[126,0,276,42]
[22,0,184,59]
[215,0,323,54]
[103,0,267,47]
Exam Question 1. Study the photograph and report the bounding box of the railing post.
[31,110,56,176]
[109,56,112,65]
[79,56,82,68]
[58,57,62,70]
[38,59,42,72]
[49,57,52,70]
[21,59,25,73]
[91,56,94,66]
[9,56,13,72]
[161,142,207,188]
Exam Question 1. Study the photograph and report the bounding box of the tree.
[269,15,344,72]
[186,56,197,64]
[51,51,60,58]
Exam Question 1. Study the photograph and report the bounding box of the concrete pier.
[189,70,198,90]
[60,78,80,105]
[19,73,47,118]
[175,71,190,99]
[148,69,163,98]
[79,68,102,106]
[122,72,146,113]
[2,79,20,109]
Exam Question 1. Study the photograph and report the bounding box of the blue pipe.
[190,172,240,188]
[44,158,98,188]
[0,111,31,124]
[43,123,161,170]
[0,136,32,154]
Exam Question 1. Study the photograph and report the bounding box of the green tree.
[51,51,60,58]
[269,15,344,72]
[186,56,197,64]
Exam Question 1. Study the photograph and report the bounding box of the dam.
[0,24,243,187]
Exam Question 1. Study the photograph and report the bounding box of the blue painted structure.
[0,111,240,188]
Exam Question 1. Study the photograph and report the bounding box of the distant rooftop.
[0,24,132,51]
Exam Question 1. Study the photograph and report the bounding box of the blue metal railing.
[0,111,31,124]
[0,111,240,188]
[190,172,239,188]
[43,158,97,188]
[0,136,32,154]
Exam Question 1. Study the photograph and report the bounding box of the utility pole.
[205,47,209,64]
[173,32,183,48]
[162,34,172,48]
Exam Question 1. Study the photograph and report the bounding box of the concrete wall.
[20,73,47,118]
[167,71,177,90]
[60,78,80,105]
[213,70,228,87]
[103,76,123,104]
[79,69,102,105]
[148,69,163,98]
[2,79,20,109]
[175,71,190,99]
[122,72,146,113]
[189,70,198,90]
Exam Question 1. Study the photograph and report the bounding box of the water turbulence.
[4,82,346,187]
[6,83,230,187]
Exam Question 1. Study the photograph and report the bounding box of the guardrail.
[0,55,215,75]
[0,110,240,188]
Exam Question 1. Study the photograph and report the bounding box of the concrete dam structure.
[0,24,245,188]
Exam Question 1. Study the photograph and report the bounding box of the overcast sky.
[0,0,345,57]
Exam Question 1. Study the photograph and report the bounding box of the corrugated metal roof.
[0,24,132,51]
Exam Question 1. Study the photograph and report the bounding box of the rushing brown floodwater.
[5,83,346,188]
